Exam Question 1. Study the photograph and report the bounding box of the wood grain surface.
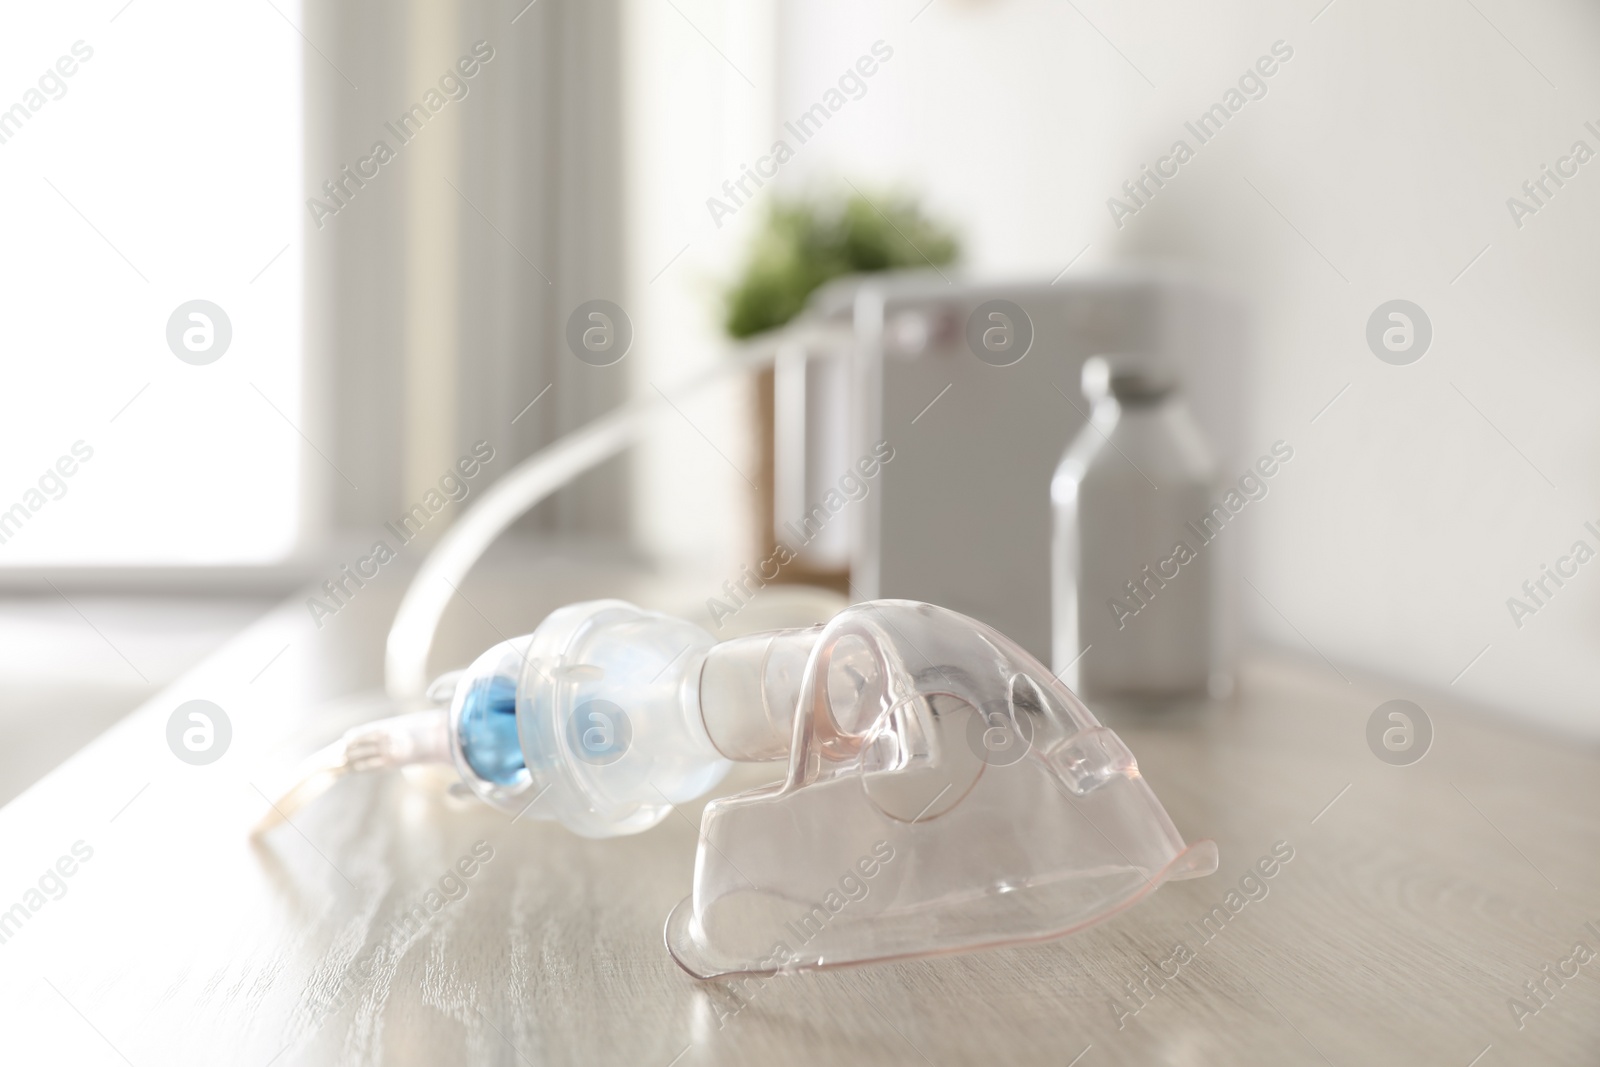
[0,549,1596,1066]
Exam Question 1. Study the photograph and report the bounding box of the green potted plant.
[724,191,961,339]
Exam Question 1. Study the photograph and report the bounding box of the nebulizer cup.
[445,600,730,838]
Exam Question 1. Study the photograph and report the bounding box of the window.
[0,0,302,565]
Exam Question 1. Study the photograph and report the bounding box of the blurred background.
[2,0,1598,805]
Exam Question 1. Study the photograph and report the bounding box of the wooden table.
[2,547,1596,1065]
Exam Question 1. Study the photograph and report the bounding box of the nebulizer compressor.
[255,324,1217,978]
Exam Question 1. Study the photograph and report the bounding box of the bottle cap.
[1082,354,1177,405]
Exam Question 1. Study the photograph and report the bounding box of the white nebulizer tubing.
[383,323,852,702]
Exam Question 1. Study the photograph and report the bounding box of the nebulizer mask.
[256,328,1217,978]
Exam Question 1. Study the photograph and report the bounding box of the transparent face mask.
[257,597,1217,977]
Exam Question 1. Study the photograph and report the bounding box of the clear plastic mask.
[666,599,1217,975]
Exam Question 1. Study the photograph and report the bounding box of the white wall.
[765,0,1600,737]
[624,0,777,569]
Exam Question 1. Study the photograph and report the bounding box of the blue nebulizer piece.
[457,672,521,785]
[256,596,1218,977]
